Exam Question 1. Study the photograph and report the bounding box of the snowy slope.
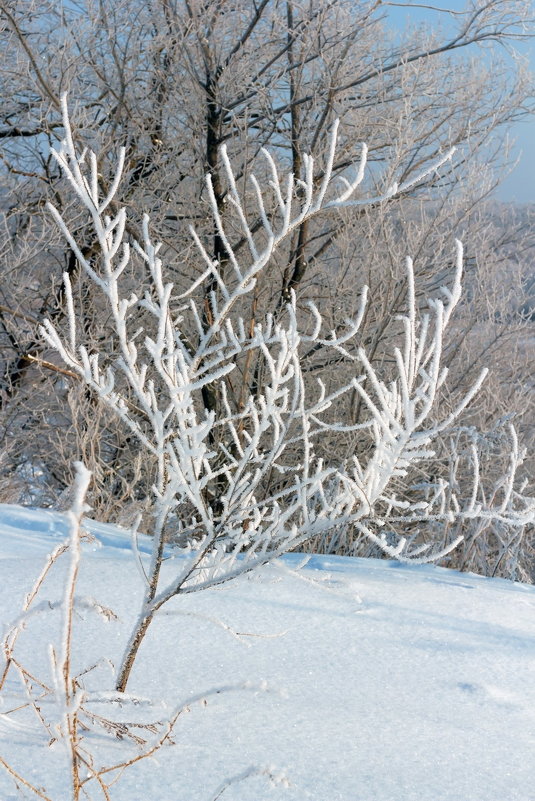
[1,504,534,801]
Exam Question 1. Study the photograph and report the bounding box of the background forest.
[0,0,534,580]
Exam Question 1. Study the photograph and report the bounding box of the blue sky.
[383,1,534,204]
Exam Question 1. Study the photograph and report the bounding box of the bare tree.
[0,0,533,567]
[41,100,534,690]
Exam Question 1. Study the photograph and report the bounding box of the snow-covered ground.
[1,505,534,800]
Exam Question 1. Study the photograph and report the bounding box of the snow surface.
[1,504,535,800]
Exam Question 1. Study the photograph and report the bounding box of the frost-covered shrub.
[40,98,535,690]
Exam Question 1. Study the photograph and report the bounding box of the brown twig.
[0,304,41,326]
[0,756,54,801]
[22,353,80,379]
